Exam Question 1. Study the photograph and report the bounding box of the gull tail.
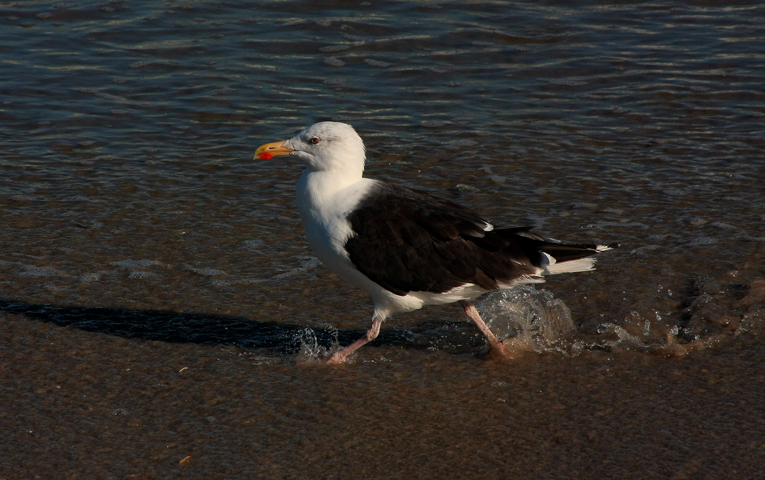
[506,228,619,275]
[539,242,617,274]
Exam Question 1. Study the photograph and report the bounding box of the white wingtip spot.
[483,222,494,232]
[596,244,612,252]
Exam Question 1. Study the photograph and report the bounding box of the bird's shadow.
[0,299,484,356]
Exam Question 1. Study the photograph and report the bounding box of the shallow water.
[1,1,764,478]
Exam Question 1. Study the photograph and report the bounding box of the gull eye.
[309,137,321,145]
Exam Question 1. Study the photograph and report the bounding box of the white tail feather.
[544,256,597,275]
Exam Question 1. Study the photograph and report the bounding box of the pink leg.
[326,315,384,364]
[460,300,507,356]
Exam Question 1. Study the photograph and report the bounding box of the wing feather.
[344,184,533,295]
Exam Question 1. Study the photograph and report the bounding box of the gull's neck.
[295,165,365,219]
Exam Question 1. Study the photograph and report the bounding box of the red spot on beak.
[259,152,273,160]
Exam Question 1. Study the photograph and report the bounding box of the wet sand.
[1,311,763,479]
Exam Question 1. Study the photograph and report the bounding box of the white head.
[255,122,366,175]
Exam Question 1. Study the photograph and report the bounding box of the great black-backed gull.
[254,122,615,364]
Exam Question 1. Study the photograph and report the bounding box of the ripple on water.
[323,58,346,67]
[109,259,168,269]
[18,265,66,278]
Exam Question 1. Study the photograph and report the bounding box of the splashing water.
[476,284,738,358]
[293,327,339,363]
[477,285,574,354]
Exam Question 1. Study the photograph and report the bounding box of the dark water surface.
[1,0,764,478]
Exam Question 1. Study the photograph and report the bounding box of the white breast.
[295,172,433,317]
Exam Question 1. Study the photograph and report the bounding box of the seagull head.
[254,121,366,173]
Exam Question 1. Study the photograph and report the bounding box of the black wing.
[343,184,542,296]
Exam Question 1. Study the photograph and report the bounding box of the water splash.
[477,285,574,354]
[293,327,338,363]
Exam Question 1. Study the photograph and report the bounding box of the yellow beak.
[254,140,294,160]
